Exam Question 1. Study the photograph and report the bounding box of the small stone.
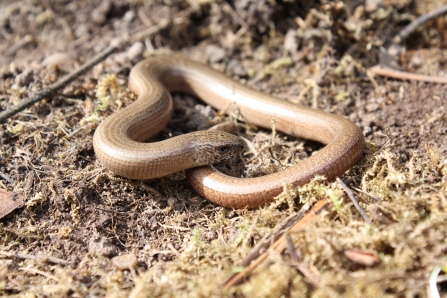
[88,237,118,258]
[283,29,298,54]
[167,196,177,207]
[114,52,128,65]
[126,42,144,62]
[41,53,73,68]
[114,42,144,64]
[410,55,423,68]
[227,59,246,76]
[111,254,138,270]
[91,0,112,25]
[365,0,382,13]
[205,45,226,63]
[123,10,135,23]
[363,126,372,136]
[365,103,379,112]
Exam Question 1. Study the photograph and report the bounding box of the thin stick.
[158,222,191,231]
[369,65,447,84]
[285,233,299,263]
[239,201,312,267]
[0,44,119,123]
[19,267,61,282]
[0,172,14,184]
[370,5,447,83]
[129,19,170,44]
[336,178,373,225]
[395,4,447,43]
[0,250,73,266]
[0,19,172,124]
[352,187,381,202]
[223,200,329,289]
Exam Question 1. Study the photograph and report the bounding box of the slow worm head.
[93,59,245,180]
[93,56,365,208]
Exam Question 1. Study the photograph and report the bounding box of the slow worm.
[93,56,365,208]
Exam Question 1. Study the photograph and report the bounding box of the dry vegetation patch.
[0,0,446,296]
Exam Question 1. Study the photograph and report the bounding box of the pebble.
[111,254,138,270]
[167,196,177,207]
[88,237,118,258]
[126,42,144,61]
[91,0,112,25]
[115,42,144,64]
[363,126,372,136]
[41,53,73,68]
[365,102,379,112]
[123,10,135,23]
[205,45,226,63]
[283,29,298,54]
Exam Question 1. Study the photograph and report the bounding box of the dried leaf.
[0,188,25,219]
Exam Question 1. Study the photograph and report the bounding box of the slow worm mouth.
[93,56,365,208]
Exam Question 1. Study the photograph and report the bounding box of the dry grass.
[1,0,447,297]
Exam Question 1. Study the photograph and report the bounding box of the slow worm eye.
[219,146,229,155]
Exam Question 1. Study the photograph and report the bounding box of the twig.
[17,253,73,266]
[158,223,191,231]
[336,178,372,225]
[0,19,172,124]
[395,5,447,44]
[4,35,34,56]
[0,251,73,266]
[0,44,119,123]
[285,233,299,263]
[0,172,14,184]
[286,233,322,287]
[167,243,180,256]
[19,267,61,282]
[94,207,132,215]
[223,200,329,289]
[369,65,447,84]
[239,201,312,267]
[370,5,447,84]
[129,19,170,43]
[352,187,381,202]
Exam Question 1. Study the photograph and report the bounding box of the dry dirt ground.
[1,0,447,297]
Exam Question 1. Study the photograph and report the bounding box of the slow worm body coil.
[93,57,365,208]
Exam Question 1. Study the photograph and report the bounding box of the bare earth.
[0,0,447,297]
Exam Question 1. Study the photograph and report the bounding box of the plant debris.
[0,0,446,296]
[0,189,24,219]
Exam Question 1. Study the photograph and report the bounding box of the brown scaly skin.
[93,56,365,208]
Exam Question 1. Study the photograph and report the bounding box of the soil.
[0,0,446,297]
